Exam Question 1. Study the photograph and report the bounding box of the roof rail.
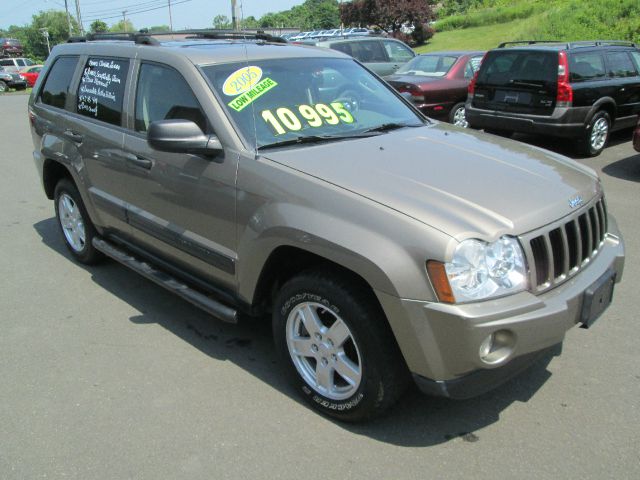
[567,40,636,49]
[497,39,637,49]
[498,40,563,48]
[67,29,287,45]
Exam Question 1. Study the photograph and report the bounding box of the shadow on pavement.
[34,216,557,447]
[602,153,640,182]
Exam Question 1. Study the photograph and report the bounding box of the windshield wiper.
[361,123,422,134]
[258,133,377,151]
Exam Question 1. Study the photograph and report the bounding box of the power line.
[85,0,168,17]
[82,0,192,22]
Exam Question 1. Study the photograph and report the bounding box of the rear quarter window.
[39,56,79,109]
[569,52,606,81]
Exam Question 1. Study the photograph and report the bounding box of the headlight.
[429,236,528,303]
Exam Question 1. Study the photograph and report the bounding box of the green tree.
[110,19,136,33]
[9,10,81,60]
[213,14,232,29]
[146,25,171,33]
[89,20,108,33]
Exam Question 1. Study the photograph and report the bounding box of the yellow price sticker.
[261,102,355,135]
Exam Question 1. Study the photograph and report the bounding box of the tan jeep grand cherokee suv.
[29,31,625,421]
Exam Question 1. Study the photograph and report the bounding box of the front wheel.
[273,271,408,422]
[449,102,468,128]
[580,110,610,157]
[0,81,7,93]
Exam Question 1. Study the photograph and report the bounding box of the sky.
[0,0,304,30]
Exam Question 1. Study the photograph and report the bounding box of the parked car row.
[311,37,640,155]
[0,66,27,92]
[0,57,41,92]
[285,27,372,42]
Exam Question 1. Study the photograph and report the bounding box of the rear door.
[472,49,559,115]
[605,50,640,122]
[64,55,131,234]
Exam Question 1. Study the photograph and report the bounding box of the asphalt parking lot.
[1,93,639,479]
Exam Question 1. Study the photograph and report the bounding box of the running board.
[92,238,238,324]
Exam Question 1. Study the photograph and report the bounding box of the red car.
[385,51,485,127]
[19,65,42,87]
[634,118,640,152]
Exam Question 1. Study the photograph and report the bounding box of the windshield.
[396,55,459,76]
[201,57,423,149]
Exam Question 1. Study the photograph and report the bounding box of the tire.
[580,110,610,157]
[0,81,7,93]
[54,178,103,265]
[273,270,409,422]
[484,128,513,138]
[449,102,468,128]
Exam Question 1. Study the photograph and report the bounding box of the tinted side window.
[464,56,483,78]
[0,59,13,67]
[383,40,414,63]
[631,52,640,72]
[76,57,129,126]
[350,41,388,63]
[39,56,79,109]
[135,63,208,133]
[606,52,637,78]
[569,52,606,81]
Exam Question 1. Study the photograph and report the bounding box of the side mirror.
[147,119,223,157]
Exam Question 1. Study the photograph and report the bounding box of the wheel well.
[252,245,381,315]
[596,102,616,126]
[42,159,72,199]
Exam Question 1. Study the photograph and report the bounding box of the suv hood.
[261,123,599,240]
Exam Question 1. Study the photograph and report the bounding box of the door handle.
[124,153,152,170]
[63,129,83,143]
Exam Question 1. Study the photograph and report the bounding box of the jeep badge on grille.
[568,195,584,208]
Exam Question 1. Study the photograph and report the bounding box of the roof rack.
[498,40,562,48]
[498,39,636,49]
[67,29,287,45]
[566,40,636,49]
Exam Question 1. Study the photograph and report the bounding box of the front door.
[121,62,238,290]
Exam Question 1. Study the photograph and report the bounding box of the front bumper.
[377,216,625,398]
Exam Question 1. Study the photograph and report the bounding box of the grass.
[415,17,544,53]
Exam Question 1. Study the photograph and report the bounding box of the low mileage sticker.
[227,77,278,112]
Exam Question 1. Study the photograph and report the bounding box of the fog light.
[478,330,515,365]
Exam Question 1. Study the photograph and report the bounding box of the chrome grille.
[520,196,608,293]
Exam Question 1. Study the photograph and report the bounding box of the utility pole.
[63,0,73,37]
[168,0,174,31]
[74,0,84,35]
[231,0,238,30]
[40,28,51,55]
[122,11,128,32]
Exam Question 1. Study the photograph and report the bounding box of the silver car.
[29,31,624,421]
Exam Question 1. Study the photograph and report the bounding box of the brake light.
[468,71,479,96]
[557,51,573,107]
[397,84,423,102]
[468,52,488,98]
